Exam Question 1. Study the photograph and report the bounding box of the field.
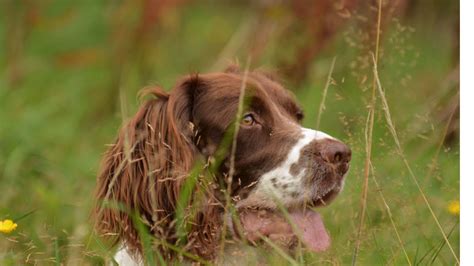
[0,1,459,265]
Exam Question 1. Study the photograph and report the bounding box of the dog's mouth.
[238,207,330,252]
[309,182,342,208]
[236,186,342,253]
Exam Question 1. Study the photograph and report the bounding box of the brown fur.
[94,78,222,260]
[94,68,351,263]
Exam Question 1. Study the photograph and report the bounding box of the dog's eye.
[296,111,304,121]
[242,114,255,126]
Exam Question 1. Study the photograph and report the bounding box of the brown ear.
[94,82,196,252]
[94,76,222,260]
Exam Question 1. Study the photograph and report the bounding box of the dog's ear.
[94,76,221,258]
[168,74,206,138]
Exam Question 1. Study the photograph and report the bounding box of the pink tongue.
[239,210,330,252]
[289,210,330,252]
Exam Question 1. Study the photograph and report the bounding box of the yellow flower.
[447,200,460,216]
[0,219,18,234]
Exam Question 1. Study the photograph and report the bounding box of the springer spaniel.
[94,66,351,265]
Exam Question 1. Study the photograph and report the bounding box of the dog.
[94,66,351,265]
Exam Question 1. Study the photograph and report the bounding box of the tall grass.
[0,1,459,265]
[352,0,383,264]
[372,53,459,264]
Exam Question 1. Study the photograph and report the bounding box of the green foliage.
[0,1,459,264]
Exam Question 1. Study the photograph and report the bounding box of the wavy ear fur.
[95,76,222,261]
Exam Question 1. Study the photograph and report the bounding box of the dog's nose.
[321,140,351,165]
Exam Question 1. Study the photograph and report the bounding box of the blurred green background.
[0,0,459,265]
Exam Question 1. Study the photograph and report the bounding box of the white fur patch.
[237,127,334,208]
[113,246,143,266]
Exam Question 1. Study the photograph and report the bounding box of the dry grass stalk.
[218,58,251,257]
[316,57,337,129]
[352,0,383,265]
[372,54,460,264]
[369,162,412,265]
[423,94,459,183]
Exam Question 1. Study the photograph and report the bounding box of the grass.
[352,1,384,264]
[0,1,459,265]
[372,53,459,264]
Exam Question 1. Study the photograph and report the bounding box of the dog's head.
[95,67,351,260]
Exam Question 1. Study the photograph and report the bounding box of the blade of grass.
[91,234,119,266]
[258,191,317,265]
[423,94,459,184]
[352,0,383,264]
[316,56,337,129]
[416,243,438,266]
[86,71,132,252]
[54,237,60,266]
[429,221,458,265]
[371,53,460,264]
[13,209,37,222]
[97,70,137,217]
[159,239,211,265]
[175,161,206,242]
[370,162,412,265]
[131,210,162,265]
[227,57,251,190]
[260,235,300,266]
[413,220,457,265]
[219,57,251,257]
[96,200,165,264]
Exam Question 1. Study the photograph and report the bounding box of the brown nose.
[320,140,352,165]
